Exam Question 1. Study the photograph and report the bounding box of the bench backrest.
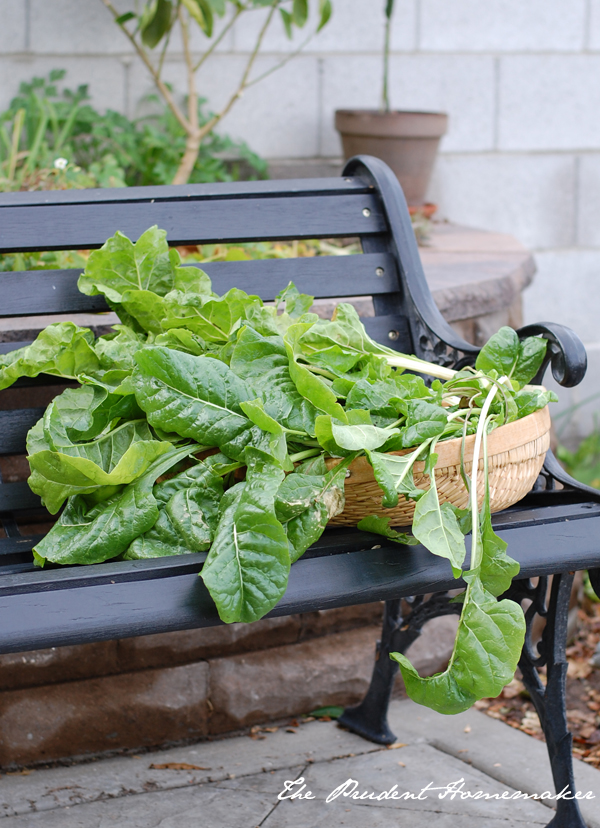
[0,154,478,575]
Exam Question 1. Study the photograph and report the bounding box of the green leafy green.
[356,515,417,545]
[200,448,289,623]
[126,460,224,558]
[475,326,547,388]
[33,444,199,566]
[9,225,558,721]
[275,461,348,561]
[411,454,467,578]
[392,575,526,715]
[0,322,100,389]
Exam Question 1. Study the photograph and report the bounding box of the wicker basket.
[327,405,551,527]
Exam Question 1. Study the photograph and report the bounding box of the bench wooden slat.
[0,254,398,317]
[0,482,43,513]
[0,497,597,654]
[0,409,45,454]
[0,194,385,253]
[0,535,45,557]
[0,176,369,207]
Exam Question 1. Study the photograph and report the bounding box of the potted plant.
[335,0,447,207]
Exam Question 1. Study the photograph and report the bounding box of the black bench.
[0,155,598,827]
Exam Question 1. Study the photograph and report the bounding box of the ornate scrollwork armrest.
[517,322,587,388]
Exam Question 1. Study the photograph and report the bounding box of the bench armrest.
[517,322,587,388]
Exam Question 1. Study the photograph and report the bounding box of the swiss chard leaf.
[315,413,398,455]
[27,419,173,514]
[275,462,347,562]
[0,323,101,390]
[475,327,548,388]
[200,448,290,623]
[387,400,448,450]
[365,447,424,508]
[392,575,525,714]
[132,346,270,462]
[32,445,198,566]
[163,288,261,342]
[514,387,558,418]
[356,515,417,545]
[284,323,347,422]
[230,327,317,435]
[126,461,224,558]
[412,477,467,578]
[78,226,179,302]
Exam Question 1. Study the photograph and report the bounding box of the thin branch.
[245,29,316,88]
[196,0,278,141]
[193,6,244,73]
[178,4,199,133]
[157,7,175,77]
[100,0,191,135]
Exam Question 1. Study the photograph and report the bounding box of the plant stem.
[381,0,395,113]
[193,5,244,73]
[173,4,202,185]
[100,0,190,135]
[289,448,321,463]
[8,108,25,182]
[305,364,337,380]
[468,385,498,571]
[385,353,457,380]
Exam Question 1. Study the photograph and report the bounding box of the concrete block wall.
[1,0,599,440]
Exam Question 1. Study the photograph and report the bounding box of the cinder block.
[498,56,600,151]
[540,345,600,447]
[131,53,319,159]
[420,0,586,51]
[208,617,457,733]
[0,662,209,767]
[0,641,119,692]
[0,0,26,53]
[587,0,600,50]
[522,249,600,443]
[29,0,133,54]
[321,54,495,157]
[116,616,302,671]
[429,153,577,249]
[230,0,416,54]
[522,249,600,346]
[577,154,600,246]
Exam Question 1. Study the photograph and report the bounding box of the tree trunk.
[172,132,202,186]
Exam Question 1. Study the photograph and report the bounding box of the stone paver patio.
[0,699,599,827]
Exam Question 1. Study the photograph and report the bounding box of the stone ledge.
[0,662,209,767]
[0,604,384,692]
[0,615,458,768]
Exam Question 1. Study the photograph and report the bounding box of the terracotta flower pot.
[334,109,448,206]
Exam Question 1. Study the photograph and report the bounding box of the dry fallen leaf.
[386,743,408,749]
[149,763,210,771]
[567,660,593,680]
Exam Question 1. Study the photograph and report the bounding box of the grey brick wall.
[1,0,599,440]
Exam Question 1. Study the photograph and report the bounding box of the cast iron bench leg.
[511,572,587,828]
[339,594,462,745]
[342,577,588,827]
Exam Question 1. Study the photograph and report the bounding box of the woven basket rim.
[326,404,551,474]
[393,403,550,468]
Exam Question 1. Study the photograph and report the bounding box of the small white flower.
[53,157,68,170]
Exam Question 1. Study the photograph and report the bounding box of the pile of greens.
[1,226,557,715]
